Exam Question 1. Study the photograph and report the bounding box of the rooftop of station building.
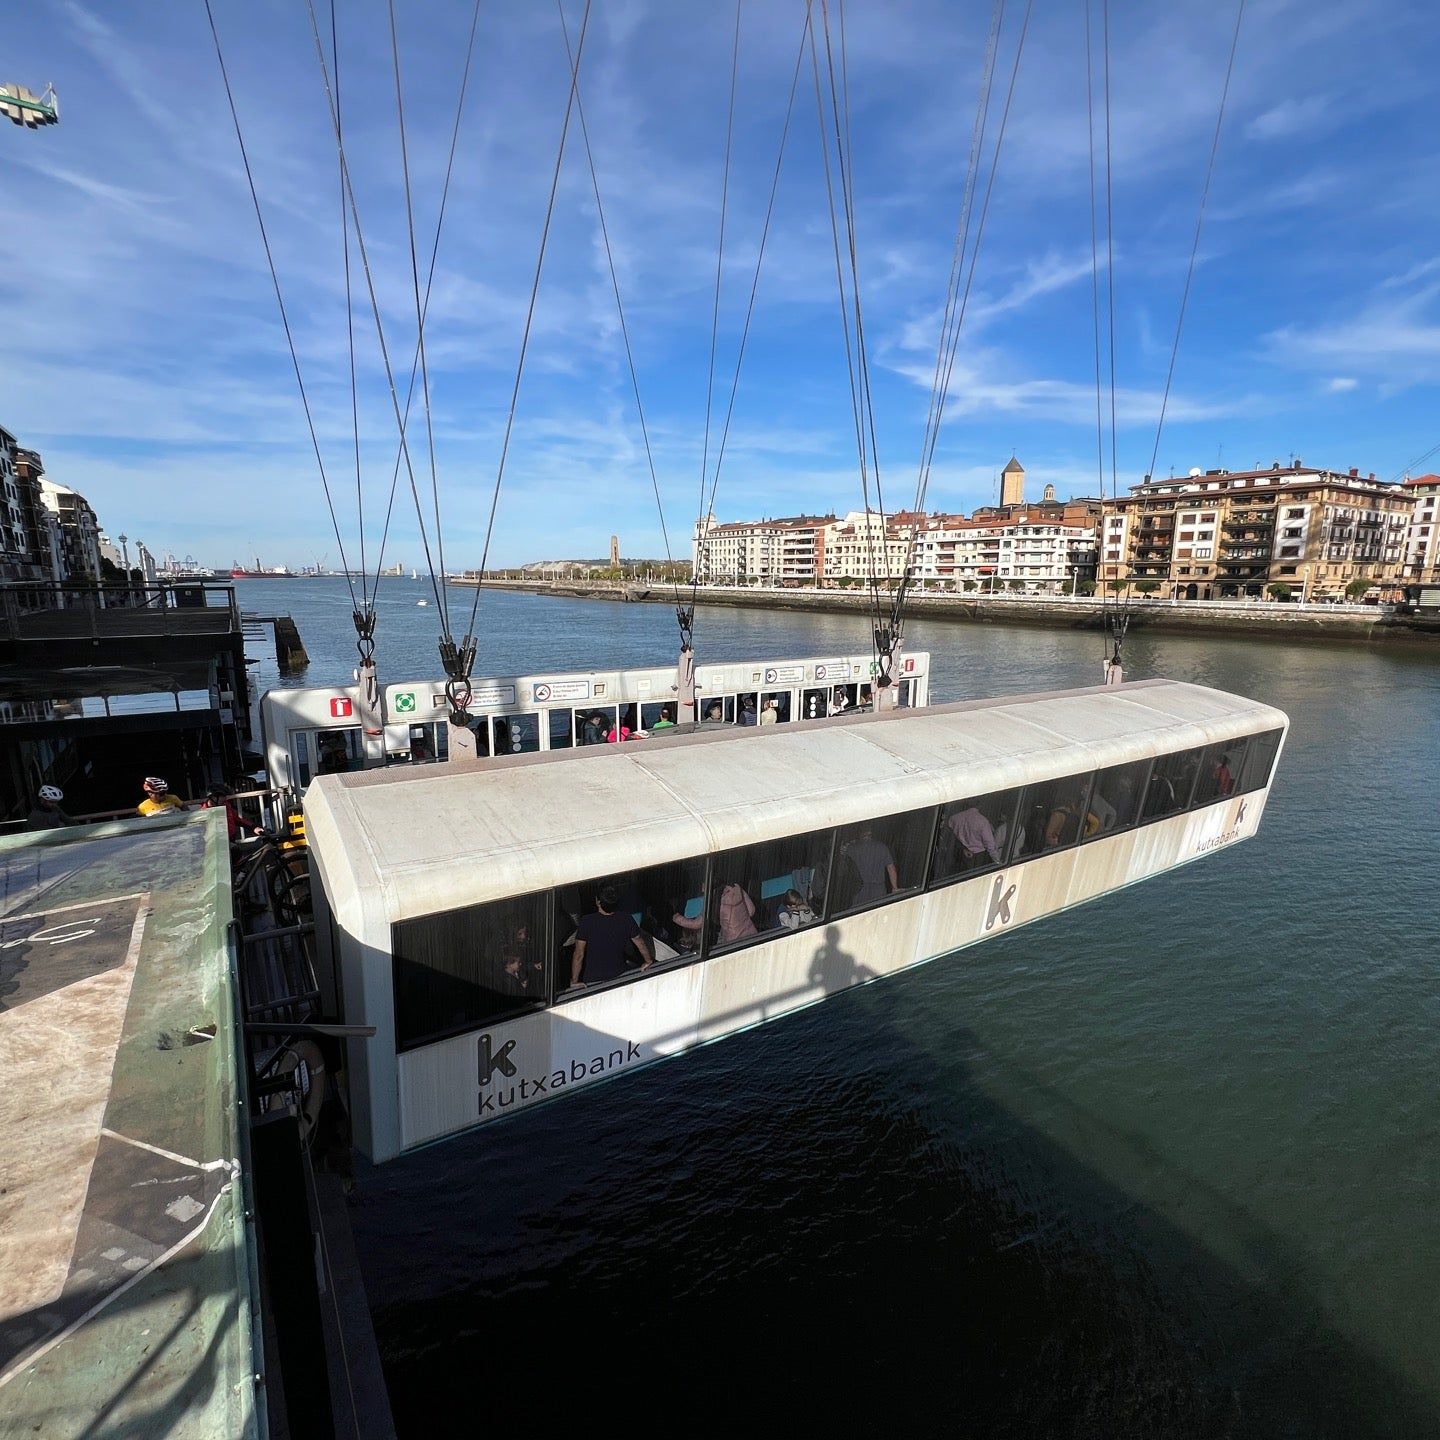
[0,812,258,1438]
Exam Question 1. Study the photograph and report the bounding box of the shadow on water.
[349,930,1439,1440]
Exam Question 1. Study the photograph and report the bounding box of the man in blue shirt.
[569,884,653,988]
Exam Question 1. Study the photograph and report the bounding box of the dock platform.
[0,813,260,1438]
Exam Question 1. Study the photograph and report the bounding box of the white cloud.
[1267,272,1440,384]
[1245,96,1331,143]
[1325,377,1359,393]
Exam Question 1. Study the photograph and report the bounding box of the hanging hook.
[439,632,477,724]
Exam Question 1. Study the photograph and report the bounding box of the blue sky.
[2,0,1438,570]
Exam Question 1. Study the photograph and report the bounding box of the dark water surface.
[244,579,1440,1437]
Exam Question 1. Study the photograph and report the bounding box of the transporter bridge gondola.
[303,678,1287,1163]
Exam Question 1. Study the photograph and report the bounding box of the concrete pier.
[456,578,1440,646]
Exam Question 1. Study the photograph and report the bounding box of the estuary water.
[243,578,1440,1438]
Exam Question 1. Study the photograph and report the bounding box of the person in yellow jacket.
[137,776,186,817]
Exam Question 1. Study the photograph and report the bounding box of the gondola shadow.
[347,957,1439,1440]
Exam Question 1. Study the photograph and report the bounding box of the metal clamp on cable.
[675,603,695,653]
[353,606,376,664]
[439,634,478,725]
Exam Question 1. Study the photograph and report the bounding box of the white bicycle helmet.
[143,776,169,793]
[38,785,64,802]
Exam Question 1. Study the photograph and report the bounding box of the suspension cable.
[911,0,1004,524]
[809,14,883,657]
[301,0,447,621]
[822,0,886,545]
[464,0,595,641]
[1142,0,1247,487]
[1085,0,1110,664]
[1390,441,1440,484]
[367,0,484,601]
[696,0,743,599]
[699,3,813,575]
[330,0,367,624]
[387,0,450,634]
[1102,0,1119,521]
[890,0,1009,629]
[887,0,1032,643]
[202,0,359,617]
[557,1,677,611]
[1087,0,1127,670]
[818,0,888,639]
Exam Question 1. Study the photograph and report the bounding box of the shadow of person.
[808,924,873,994]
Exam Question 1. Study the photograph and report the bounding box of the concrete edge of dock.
[449,579,1440,645]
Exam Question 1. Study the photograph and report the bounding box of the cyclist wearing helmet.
[201,782,259,843]
[27,784,73,830]
[137,776,186,818]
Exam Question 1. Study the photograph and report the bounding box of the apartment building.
[1400,475,1440,584]
[911,515,1095,592]
[692,512,835,584]
[0,431,65,584]
[821,509,919,584]
[1100,463,1413,599]
[39,477,103,583]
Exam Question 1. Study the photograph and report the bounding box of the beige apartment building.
[911,514,1095,592]
[1400,474,1440,584]
[692,512,834,584]
[1100,463,1413,599]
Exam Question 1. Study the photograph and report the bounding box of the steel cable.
[302,0,447,617]
[465,0,595,639]
[202,0,359,616]
[888,0,1032,639]
[367,0,485,603]
[1142,0,1248,488]
[557,1,677,607]
[387,0,450,633]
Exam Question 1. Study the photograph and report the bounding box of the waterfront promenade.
[455,578,1439,645]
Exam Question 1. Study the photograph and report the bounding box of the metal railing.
[2,784,297,836]
[0,580,241,641]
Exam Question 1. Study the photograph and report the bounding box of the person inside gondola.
[1044,793,1100,848]
[947,802,1002,869]
[317,739,349,775]
[777,888,817,930]
[841,826,898,905]
[1212,752,1235,798]
[569,883,652,988]
[678,880,758,947]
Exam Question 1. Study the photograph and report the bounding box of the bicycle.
[231,830,311,928]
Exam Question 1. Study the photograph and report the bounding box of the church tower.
[1001,456,1025,508]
